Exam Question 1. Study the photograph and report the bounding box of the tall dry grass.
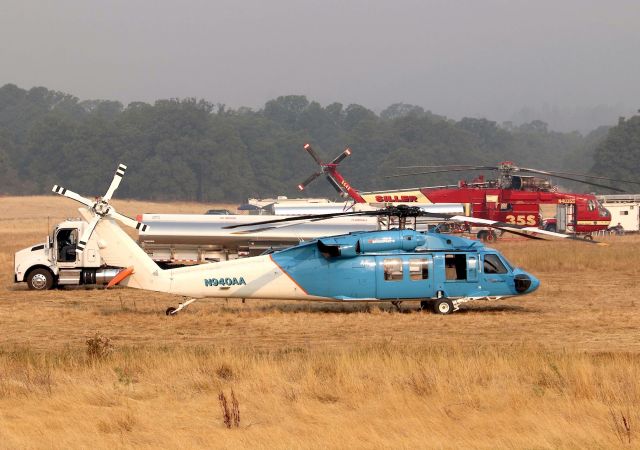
[1,196,640,448]
[1,343,639,448]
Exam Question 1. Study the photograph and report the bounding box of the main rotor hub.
[498,161,516,170]
[94,199,111,216]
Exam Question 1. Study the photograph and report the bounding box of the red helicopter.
[297,144,640,240]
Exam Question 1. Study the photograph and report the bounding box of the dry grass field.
[1,196,639,448]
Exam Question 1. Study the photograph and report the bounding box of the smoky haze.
[1,0,639,132]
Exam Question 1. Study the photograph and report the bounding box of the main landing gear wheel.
[433,298,454,315]
[165,307,177,316]
[27,268,55,290]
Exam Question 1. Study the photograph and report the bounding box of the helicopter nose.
[514,273,539,294]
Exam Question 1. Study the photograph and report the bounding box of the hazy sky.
[1,0,639,125]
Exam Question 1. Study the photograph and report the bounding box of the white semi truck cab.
[14,218,124,290]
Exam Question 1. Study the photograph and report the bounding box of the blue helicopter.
[212,204,593,314]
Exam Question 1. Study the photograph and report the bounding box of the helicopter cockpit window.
[483,254,508,274]
[383,258,403,281]
[596,201,610,217]
[445,254,467,281]
[587,200,596,212]
[409,258,429,280]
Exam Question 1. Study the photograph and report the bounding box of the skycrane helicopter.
[296,144,640,239]
[47,164,598,315]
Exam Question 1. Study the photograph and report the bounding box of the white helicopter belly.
[166,255,326,301]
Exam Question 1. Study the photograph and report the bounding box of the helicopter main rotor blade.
[52,185,94,208]
[111,211,149,232]
[103,163,127,201]
[223,205,603,244]
[520,167,640,184]
[223,210,371,229]
[230,214,355,234]
[515,168,626,192]
[518,167,634,190]
[395,164,498,170]
[76,215,101,253]
[441,214,602,244]
[385,167,497,179]
[533,170,640,186]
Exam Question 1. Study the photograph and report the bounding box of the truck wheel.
[477,230,487,241]
[27,268,55,290]
[545,223,557,232]
[433,298,454,315]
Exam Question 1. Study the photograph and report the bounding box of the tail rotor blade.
[52,185,94,208]
[330,147,352,165]
[103,163,127,201]
[326,175,346,196]
[303,143,323,165]
[111,211,149,232]
[298,172,321,191]
[76,215,100,253]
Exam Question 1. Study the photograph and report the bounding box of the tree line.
[0,83,635,202]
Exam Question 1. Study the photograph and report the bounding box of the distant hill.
[1,83,625,201]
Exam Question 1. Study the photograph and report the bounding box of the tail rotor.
[298,144,353,198]
[51,163,149,253]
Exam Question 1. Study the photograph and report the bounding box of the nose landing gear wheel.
[433,298,454,315]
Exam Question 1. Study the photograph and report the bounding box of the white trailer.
[596,194,640,232]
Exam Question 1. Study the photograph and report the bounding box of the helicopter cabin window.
[587,200,596,211]
[445,254,466,281]
[483,254,508,274]
[409,258,429,280]
[383,258,403,281]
